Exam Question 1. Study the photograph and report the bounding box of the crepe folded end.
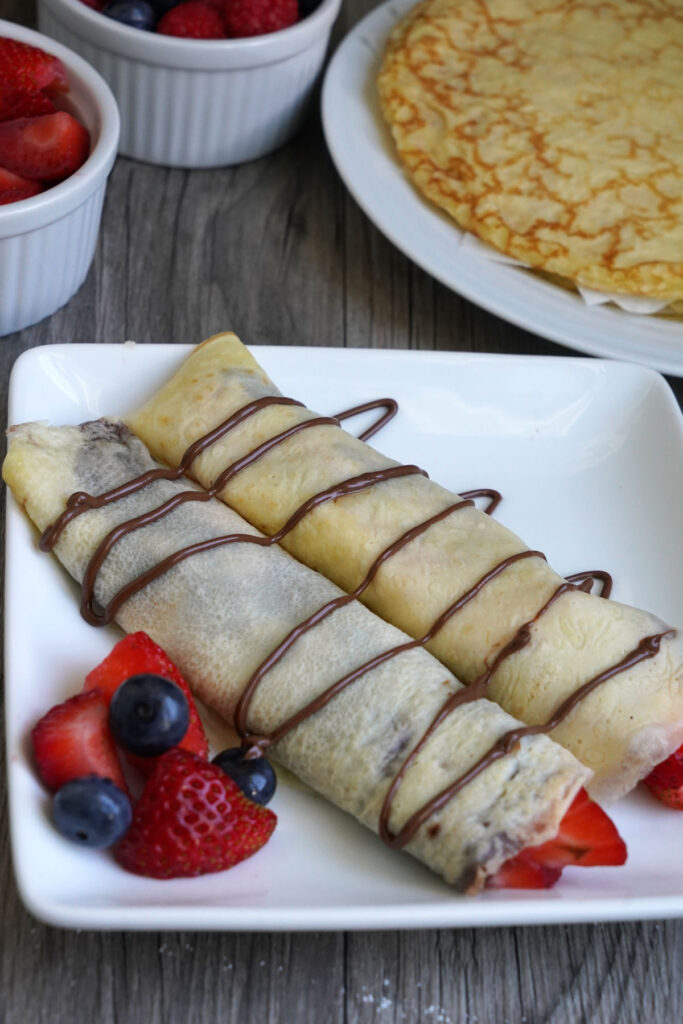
[3,419,595,892]
[124,333,683,802]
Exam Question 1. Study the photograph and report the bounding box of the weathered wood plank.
[1,1,682,1023]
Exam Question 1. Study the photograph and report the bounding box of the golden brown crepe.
[2,419,591,892]
[377,0,683,298]
[127,333,683,803]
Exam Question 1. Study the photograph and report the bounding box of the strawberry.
[486,856,562,890]
[31,690,128,793]
[0,112,90,182]
[158,1,226,37]
[486,788,626,889]
[84,631,209,771]
[525,788,627,869]
[115,749,276,878]
[0,87,56,124]
[0,166,43,205]
[643,742,683,809]
[221,0,298,38]
[0,39,69,98]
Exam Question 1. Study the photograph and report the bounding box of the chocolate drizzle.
[565,570,613,599]
[39,396,672,852]
[335,398,398,442]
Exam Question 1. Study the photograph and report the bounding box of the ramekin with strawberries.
[0,37,91,206]
[37,0,343,166]
[0,19,119,336]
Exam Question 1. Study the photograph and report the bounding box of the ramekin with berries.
[38,0,343,166]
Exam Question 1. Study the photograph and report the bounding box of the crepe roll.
[126,333,683,803]
[3,418,597,893]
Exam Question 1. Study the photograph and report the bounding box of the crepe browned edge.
[126,333,683,803]
[377,0,683,299]
[2,418,595,892]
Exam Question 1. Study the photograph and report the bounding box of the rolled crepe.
[126,333,683,803]
[3,419,592,892]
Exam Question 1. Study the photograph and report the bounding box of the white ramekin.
[37,0,343,168]
[0,19,119,338]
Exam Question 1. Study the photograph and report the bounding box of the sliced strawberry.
[0,166,42,205]
[0,87,56,124]
[643,742,683,809]
[525,788,627,869]
[31,690,128,794]
[0,112,90,182]
[486,855,561,890]
[0,39,68,97]
[84,632,209,772]
[115,749,276,879]
[486,788,626,889]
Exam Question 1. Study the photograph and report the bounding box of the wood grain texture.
[1,1,682,1022]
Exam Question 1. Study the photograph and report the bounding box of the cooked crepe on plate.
[126,333,683,803]
[3,419,595,893]
[377,0,683,299]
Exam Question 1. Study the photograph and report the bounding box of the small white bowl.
[0,19,119,337]
[37,0,343,168]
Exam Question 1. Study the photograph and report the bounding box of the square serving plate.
[5,343,683,930]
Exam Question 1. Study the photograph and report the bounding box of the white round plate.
[321,0,683,377]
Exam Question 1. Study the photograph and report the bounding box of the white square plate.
[5,343,683,930]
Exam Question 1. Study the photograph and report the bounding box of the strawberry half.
[0,112,90,182]
[0,87,56,125]
[643,742,683,809]
[31,689,128,794]
[0,39,68,97]
[486,856,562,890]
[486,788,626,889]
[0,166,42,205]
[84,632,209,772]
[115,749,276,878]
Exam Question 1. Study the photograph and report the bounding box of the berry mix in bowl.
[0,19,118,336]
[38,0,344,166]
[79,0,318,39]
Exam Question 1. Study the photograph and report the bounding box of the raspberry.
[158,1,226,37]
[222,0,298,38]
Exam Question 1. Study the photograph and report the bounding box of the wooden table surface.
[1,2,682,1022]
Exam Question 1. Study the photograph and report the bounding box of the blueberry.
[104,1,157,30]
[212,747,277,806]
[109,674,189,757]
[298,0,321,18]
[53,776,132,848]
[149,0,183,13]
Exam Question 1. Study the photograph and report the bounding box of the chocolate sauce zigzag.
[126,333,683,802]
[38,411,660,846]
[3,419,594,892]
